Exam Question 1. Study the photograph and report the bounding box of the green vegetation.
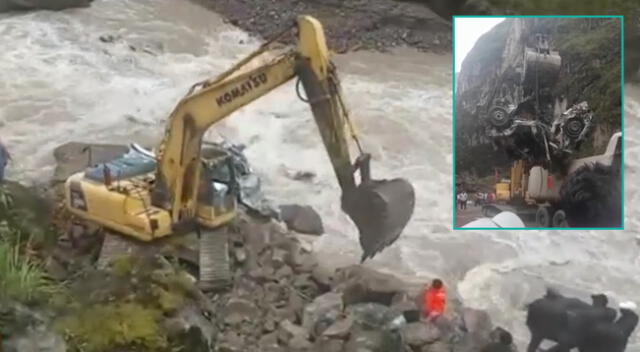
[0,241,59,303]
[53,254,197,352]
[0,186,61,305]
[54,302,167,352]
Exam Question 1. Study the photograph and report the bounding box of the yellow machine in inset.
[64,16,416,289]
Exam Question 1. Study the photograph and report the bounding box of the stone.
[390,299,421,323]
[234,247,247,263]
[223,298,257,326]
[311,265,333,292]
[291,170,316,181]
[271,248,288,269]
[293,274,319,298]
[162,304,216,347]
[422,341,450,352]
[275,265,294,280]
[258,331,279,349]
[334,265,408,306]
[279,204,324,235]
[322,315,354,339]
[2,325,67,352]
[217,331,244,352]
[313,337,344,352]
[343,329,384,352]
[263,316,278,333]
[295,254,318,273]
[288,335,313,351]
[302,292,344,334]
[402,322,441,347]
[278,320,309,344]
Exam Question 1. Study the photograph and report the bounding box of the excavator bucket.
[522,46,561,90]
[343,177,415,263]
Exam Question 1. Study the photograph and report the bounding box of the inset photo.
[453,16,623,229]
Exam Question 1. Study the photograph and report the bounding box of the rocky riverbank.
[190,0,452,54]
[0,142,513,352]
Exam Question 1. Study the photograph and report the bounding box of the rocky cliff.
[455,17,621,177]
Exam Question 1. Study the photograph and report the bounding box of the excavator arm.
[152,16,415,261]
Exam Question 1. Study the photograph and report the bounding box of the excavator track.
[96,228,232,293]
[198,228,232,292]
[97,230,144,269]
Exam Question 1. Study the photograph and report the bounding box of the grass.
[0,241,59,304]
[0,186,61,304]
[54,302,167,352]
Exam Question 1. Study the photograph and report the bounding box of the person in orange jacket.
[422,278,447,322]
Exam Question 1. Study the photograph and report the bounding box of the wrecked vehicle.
[481,31,594,169]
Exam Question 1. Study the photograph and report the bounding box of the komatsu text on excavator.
[64,16,415,290]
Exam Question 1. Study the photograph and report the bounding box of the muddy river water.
[1,0,639,349]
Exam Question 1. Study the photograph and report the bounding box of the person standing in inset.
[421,279,447,322]
[0,139,10,182]
[461,191,468,210]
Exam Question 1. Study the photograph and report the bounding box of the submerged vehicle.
[64,16,416,290]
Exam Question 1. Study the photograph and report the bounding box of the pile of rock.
[210,214,505,352]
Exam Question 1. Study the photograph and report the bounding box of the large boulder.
[163,303,216,351]
[402,322,442,347]
[302,292,344,336]
[51,142,129,183]
[278,204,324,235]
[0,0,93,12]
[333,265,410,306]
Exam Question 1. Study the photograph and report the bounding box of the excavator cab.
[196,147,239,228]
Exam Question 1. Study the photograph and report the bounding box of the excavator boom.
[152,16,415,260]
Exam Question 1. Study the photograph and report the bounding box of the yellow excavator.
[63,15,415,289]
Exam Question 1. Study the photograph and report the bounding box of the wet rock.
[293,274,319,300]
[163,304,216,348]
[461,308,492,339]
[422,341,450,352]
[271,248,288,269]
[302,292,344,335]
[295,254,318,273]
[289,335,313,351]
[311,265,333,292]
[275,265,294,280]
[291,170,316,182]
[2,325,67,352]
[51,142,128,183]
[218,330,244,352]
[277,319,309,344]
[343,329,384,352]
[402,322,441,347]
[263,316,278,333]
[279,204,324,235]
[258,331,280,350]
[322,315,354,339]
[0,0,93,12]
[390,299,420,323]
[233,247,247,264]
[335,265,408,306]
[222,298,258,326]
[99,34,120,43]
[346,302,393,329]
[313,336,344,352]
